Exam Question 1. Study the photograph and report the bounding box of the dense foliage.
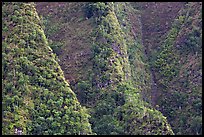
[114,2,152,103]
[2,2,92,135]
[87,2,174,135]
[2,2,201,135]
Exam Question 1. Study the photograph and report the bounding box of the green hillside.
[2,2,92,135]
[132,2,202,135]
[2,2,202,135]
[151,2,202,135]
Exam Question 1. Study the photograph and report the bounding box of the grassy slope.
[2,2,92,135]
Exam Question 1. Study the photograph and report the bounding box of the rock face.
[2,2,92,135]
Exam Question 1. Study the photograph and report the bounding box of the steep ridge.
[134,2,202,135]
[35,2,95,105]
[114,2,152,103]
[131,2,185,106]
[153,3,202,135]
[3,2,201,135]
[132,2,185,55]
[2,2,92,135]
[81,2,174,135]
[36,2,174,135]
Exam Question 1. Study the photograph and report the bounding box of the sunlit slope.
[2,2,92,135]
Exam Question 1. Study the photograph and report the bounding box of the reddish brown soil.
[139,2,185,54]
[137,2,186,106]
[36,2,94,85]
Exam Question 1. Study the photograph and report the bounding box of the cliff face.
[2,2,92,135]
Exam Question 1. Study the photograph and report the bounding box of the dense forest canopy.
[2,2,202,135]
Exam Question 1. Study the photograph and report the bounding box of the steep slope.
[153,2,202,135]
[34,2,202,135]
[132,2,185,55]
[131,2,185,106]
[35,2,174,135]
[65,2,175,135]
[114,2,152,103]
[2,2,92,135]
[133,2,202,135]
[35,2,95,105]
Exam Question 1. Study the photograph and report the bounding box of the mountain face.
[2,2,202,135]
[2,2,92,135]
[133,2,202,135]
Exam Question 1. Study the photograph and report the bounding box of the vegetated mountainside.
[131,2,186,106]
[35,2,95,105]
[87,3,174,135]
[154,3,202,135]
[114,2,152,103]
[36,2,174,135]
[36,2,202,135]
[133,2,202,135]
[36,2,93,86]
[2,2,92,135]
[2,2,202,135]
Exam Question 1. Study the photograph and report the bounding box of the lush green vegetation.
[87,2,174,135]
[2,2,202,135]
[150,2,202,135]
[114,2,152,103]
[2,2,92,135]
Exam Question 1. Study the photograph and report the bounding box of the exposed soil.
[36,2,94,86]
[138,2,185,55]
[36,2,197,108]
[138,2,186,107]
